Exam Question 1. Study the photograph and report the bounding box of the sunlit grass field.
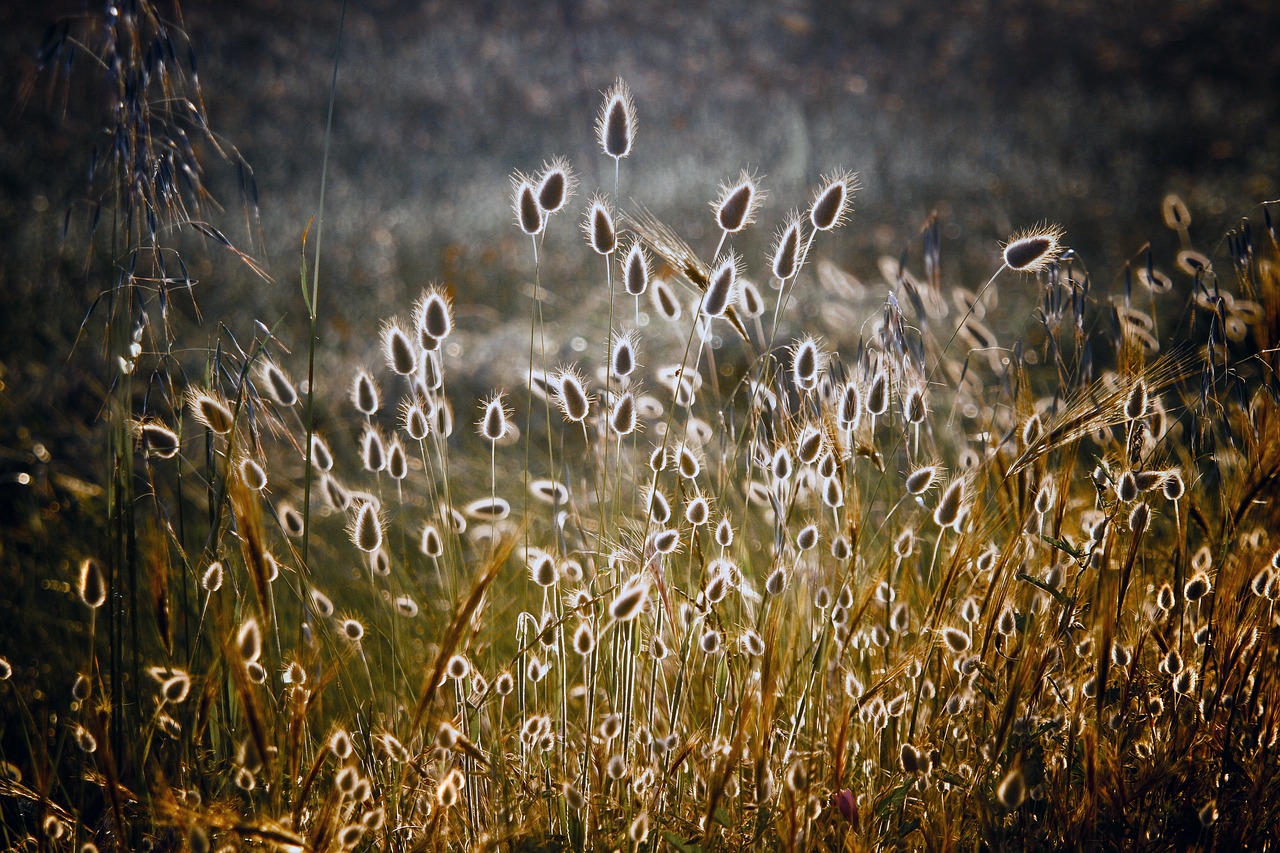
[3,3,1280,850]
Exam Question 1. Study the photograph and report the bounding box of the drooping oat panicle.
[1001,224,1065,273]
[809,170,859,232]
[597,78,636,162]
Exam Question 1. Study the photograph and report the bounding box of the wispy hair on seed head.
[597,78,636,161]
[1001,223,1066,273]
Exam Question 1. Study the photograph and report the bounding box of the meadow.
[2,2,1279,850]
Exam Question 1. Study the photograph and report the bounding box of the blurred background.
[0,0,1277,647]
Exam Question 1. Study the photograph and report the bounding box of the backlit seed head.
[791,335,824,391]
[495,671,514,696]
[512,174,544,236]
[1162,471,1185,501]
[699,629,722,654]
[1173,667,1198,696]
[809,170,858,232]
[416,287,454,343]
[623,239,651,297]
[738,279,765,317]
[573,622,595,656]
[712,170,763,234]
[74,725,97,754]
[0,659,10,681]
[997,768,1027,809]
[420,523,444,558]
[386,438,408,480]
[610,330,639,379]
[188,389,235,435]
[446,655,470,680]
[1021,413,1042,446]
[239,457,267,491]
[597,78,636,161]
[351,369,380,416]
[309,434,333,472]
[647,488,671,524]
[1184,572,1211,602]
[137,420,180,459]
[78,557,107,609]
[1129,502,1150,534]
[351,502,383,553]
[1001,224,1065,273]
[866,370,889,416]
[905,465,939,496]
[608,391,638,437]
[340,618,365,643]
[685,494,710,526]
[942,626,971,654]
[900,744,923,774]
[609,576,649,621]
[890,603,910,633]
[739,629,765,656]
[536,157,575,215]
[629,811,650,844]
[479,393,512,443]
[1252,568,1272,598]
[237,619,262,663]
[1125,378,1149,421]
[650,275,682,321]
[702,251,740,318]
[765,566,787,596]
[360,427,386,473]
[997,606,1017,636]
[772,212,805,281]
[903,385,927,424]
[382,323,418,376]
[933,479,965,530]
[259,361,298,406]
[555,368,592,424]
[563,782,585,811]
[1198,799,1218,828]
[796,523,819,551]
[161,672,191,704]
[584,195,617,255]
[716,517,734,548]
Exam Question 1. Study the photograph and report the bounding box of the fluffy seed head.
[1002,224,1065,273]
[905,465,939,496]
[188,390,234,435]
[137,420,180,459]
[78,557,107,609]
[702,252,739,318]
[259,361,298,407]
[342,618,365,643]
[512,175,544,236]
[350,369,379,416]
[201,562,224,593]
[609,391,638,437]
[597,78,636,160]
[809,170,858,231]
[651,276,681,321]
[556,368,592,423]
[352,502,384,553]
[610,330,638,379]
[609,576,649,622]
[573,621,595,655]
[309,434,333,472]
[416,287,453,343]
[237,619,262,663]
[1184,571,1211,602]
[382,323,418,376]
[713,170,763,234]
[1125,378,1149,421]
[933,479,965,530]
[479,393,512,443]
[772,213,805,281]
[536,157,575,215]
[624,239,650,297]
[997,768,1027,809]
[866,370,889,415]
[791,335,823,391]
[584,195,617,255]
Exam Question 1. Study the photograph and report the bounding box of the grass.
[4,2,1280,850]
